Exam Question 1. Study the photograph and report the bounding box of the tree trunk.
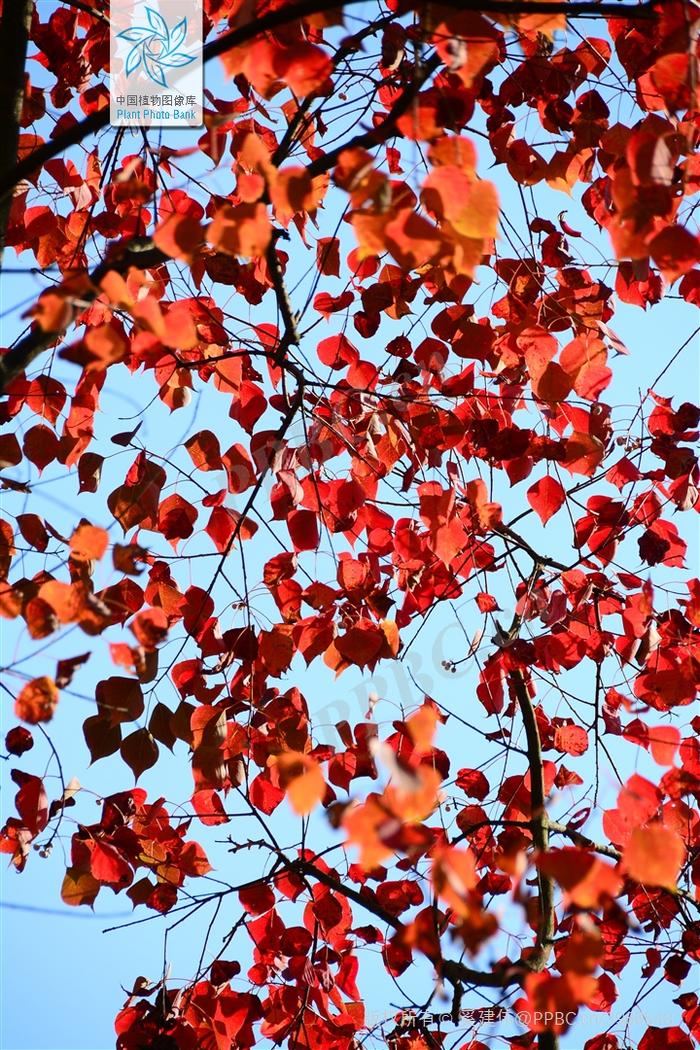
[0,0,32,269]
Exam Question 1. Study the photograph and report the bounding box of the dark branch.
[0,237,168,392]
[266,232,301,366]
[511,668,554,973]
[0,0,32,268]
[291,857,517,989]
[306,52,442,179]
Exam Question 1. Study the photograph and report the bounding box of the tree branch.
[291,856,517,989]
[59,0,109,23]
[306,52,442,179]
[0,236,168,393]
[547,821,621,860]
[511,669,554,973]
[0,0,32,268]
[495,523,569,573]
[266,232,300,365]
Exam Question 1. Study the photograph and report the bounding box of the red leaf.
[192,788,229,826]
[178,840,213,877]
[554,724,589,756]
[0,433,22,468]
[538,848,622,908]
[23,424,59,473]
[287,509,319,552]
[317,333,358,370]
[475,592,498,613]
[638,1028,693,1050]
[649,225,700,282]
[130,608,169,650]
[157,494,198,544]
[221,443,256,494]
[89,841,133,888]
[249,772,285,815]
[313,290,354,318]
[276,42,332,96]
[649,725,680,766]
[5,727,33,756]
[120,728,159,781]
[185,430,222,472]
[239,882,276,915]
[527,475,565,524]
[96,677,144,725]
[12,770,49,836]
[455,768,489,801]
[316,237,340,276]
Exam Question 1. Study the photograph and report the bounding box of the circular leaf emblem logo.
[117,7,194,88]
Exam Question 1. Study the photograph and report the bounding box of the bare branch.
[0,237,167,392]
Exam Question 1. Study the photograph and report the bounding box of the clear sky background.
[1,4,699,1049]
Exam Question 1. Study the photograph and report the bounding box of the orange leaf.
[270,168,315,226]
[538,847,622,909]
[207,203,272,259]
[428,135,478,175]
[422,169,499,239]
[61,865,100,907]
[70,523,109,561]
[432,11,500,88]
[649,725,680,766]
[38,580,84,623]
[162,302,198,350]
[383,765,443,824]
[99,270,135,311]
[342,795,396,869]
[82,324,128,369]
[621,824,685,891]
[15,676,59,724]
[271,752,325,815]
[406,703,439,753]
[465,478,502,531]
[432,846,478,916]
[238,132,276,181]
[152,213,204,264]
[518,972,595,1033]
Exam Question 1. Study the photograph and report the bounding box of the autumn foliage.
[1,1,700,1049]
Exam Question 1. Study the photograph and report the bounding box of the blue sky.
[2,4,700,1049]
